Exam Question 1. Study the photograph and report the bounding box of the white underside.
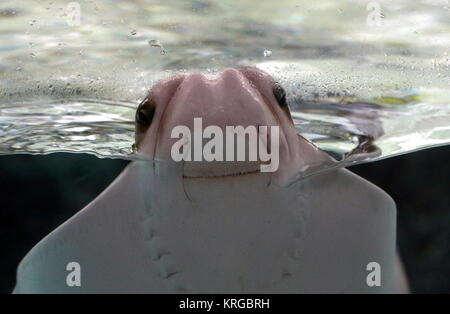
[14,161,402,293]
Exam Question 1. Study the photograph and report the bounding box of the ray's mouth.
[180,159,274,179]
[182,168,262,179]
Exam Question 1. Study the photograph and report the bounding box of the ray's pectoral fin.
[13,161,174,293]
[276,133,338,186]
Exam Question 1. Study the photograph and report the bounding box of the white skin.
[14,67,407,293]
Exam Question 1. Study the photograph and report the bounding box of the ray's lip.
[181,158,273,179]
[182,168,262,179]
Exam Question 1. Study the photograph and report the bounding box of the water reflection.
[0,0,449,176]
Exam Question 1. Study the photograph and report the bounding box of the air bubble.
[263,49,272,58]
[148,40,166,55]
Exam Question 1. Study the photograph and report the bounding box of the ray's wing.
[13,161,171,293]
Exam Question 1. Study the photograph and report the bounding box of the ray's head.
[134,67,327,183]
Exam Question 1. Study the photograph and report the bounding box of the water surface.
[0,0,449,174]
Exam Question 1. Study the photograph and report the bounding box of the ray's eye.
[273,84,287,107]
[136,99,155,126]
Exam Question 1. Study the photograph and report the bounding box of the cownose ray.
[14,67,408,293]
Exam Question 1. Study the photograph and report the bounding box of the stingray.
[13,67,408,293]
